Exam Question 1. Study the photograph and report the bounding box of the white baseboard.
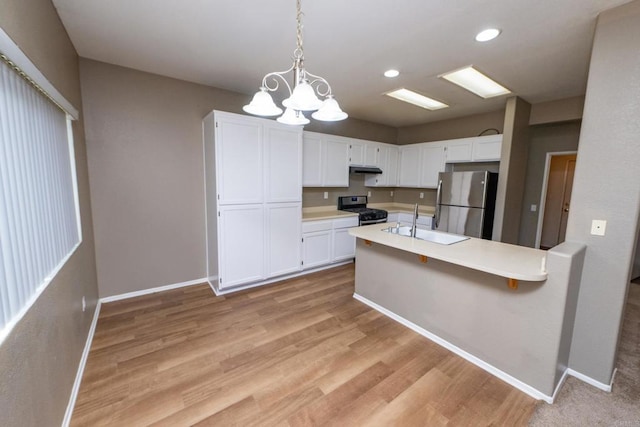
[99,277,207,303]
[551,368,570,403]
[62,300,102,427]
[567,368,615,392]
[210,261,353,296]
[353,293,555,403]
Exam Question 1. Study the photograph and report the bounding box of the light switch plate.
[419,192,424,199]
[591,219,606,236]
[323,191,328,199]
[530,204,537,212]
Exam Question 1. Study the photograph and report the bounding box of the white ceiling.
[52,0,631,127]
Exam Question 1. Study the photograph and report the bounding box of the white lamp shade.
[283,80,323,111]
[243,88,283,116]
[276,108,310,125]
[311,97,348,121]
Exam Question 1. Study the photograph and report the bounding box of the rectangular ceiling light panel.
[440,66,511,98]
[385,88,448,110]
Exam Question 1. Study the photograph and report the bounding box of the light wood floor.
[71,264,536,426]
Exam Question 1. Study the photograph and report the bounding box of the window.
[0,53,81,343]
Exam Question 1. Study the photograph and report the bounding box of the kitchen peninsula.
[349,224,586,402]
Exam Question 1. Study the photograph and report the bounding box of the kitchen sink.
[383,225,469,245]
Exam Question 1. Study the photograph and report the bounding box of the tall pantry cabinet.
[203,111,303,293]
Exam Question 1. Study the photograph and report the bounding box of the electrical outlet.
[531,204,537,212]
[591,220,606,236]
[323,191,328,199]
[367,191,371,197]
[419,192,424,199]
[390,191,394,197]
[82,296,86,312]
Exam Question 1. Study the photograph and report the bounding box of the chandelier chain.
[295,0,304,59]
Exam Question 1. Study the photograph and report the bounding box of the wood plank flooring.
[71,264,536,426]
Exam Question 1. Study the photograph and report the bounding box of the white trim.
[210,261,353,296]
[566,368,615,392]
[67,118,83,241]
[551,368,570,402]
[535,150,578,248]
[99,277,207,303]
[62,300,101,427]
[353,292,555,403]
[0,26,79,119]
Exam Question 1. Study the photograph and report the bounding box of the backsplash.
[302,174,436,207]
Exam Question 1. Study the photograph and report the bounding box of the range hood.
[350,166,383,174]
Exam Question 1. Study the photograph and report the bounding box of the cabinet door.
[472,135,503,161]
[348,139,365,165]
[265,124,302,202]
[216,115,263,204]
[302,230,332,269]
[333,228,356,261]
[364,142,378,166]
[420,143,446,188]
[446,139,473,163]
[324,138,349,187]
[386,146,399,187]
[218,204,265,288]
[302,133,323,187]
[266,203,302,277]
[399,145,422,187]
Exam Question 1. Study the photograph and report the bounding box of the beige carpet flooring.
[528,281,640,426]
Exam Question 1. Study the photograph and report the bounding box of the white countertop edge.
[349,224,547,282]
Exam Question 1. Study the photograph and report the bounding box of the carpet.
[528,281,640,426]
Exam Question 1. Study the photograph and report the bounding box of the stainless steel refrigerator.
[434,171,499,239]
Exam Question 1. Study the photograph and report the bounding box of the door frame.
[535,150,578,249]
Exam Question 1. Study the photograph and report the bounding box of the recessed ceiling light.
[385,88,448,110]
[475,28,501,42]
[384,69,400,78]
[439,66,511,98]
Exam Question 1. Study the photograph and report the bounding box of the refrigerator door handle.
[435,179,443,228]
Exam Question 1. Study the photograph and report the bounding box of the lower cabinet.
[266,203,302,277]
[388,212,434,229]
[218,204,265,289]
[302,216,358,269]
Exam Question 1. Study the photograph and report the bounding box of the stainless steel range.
[338,196,388,225]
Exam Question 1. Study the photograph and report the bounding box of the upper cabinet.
[264,122,303,202]
[419,142,446,188]
[302,132,349,187]
[348,138,378,166]
[365,143,399,187]
[444,134,503,163]
[398,144,422,187]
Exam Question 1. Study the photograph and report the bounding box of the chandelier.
[242,0,348,125]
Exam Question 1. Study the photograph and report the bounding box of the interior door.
[541,154,577,249]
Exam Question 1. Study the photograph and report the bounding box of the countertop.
[349,223,548,282]
[302,203,435,221]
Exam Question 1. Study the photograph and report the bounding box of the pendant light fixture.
[243,0,347,125]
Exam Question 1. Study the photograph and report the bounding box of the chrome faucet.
[412,203,419,237]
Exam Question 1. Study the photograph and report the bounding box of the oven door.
[360,217,388,226]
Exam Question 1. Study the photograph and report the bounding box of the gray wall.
[518,122,581,247]
[397,109,505,144]
[566,1,640,385]
[79,59,397,296]
[0,0,99,426]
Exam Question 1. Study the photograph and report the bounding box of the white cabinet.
[218,204,265,288]
[365,144,399,187]
[204,111,303,292]
[332,217,358,261]
[266,203,302,277]
[396,212,434,229]
[419,143,446,188]
[444,135,503,163]
[302,132,349,187]
[472,134,502,161]
[399,145,422,187]
[445,139,473,163]
[348,139,378,166]
[215,116,263,205]
[265,123,302,202]
[302,216,358,269]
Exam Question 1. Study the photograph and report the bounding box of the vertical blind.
[0,58,81,340]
